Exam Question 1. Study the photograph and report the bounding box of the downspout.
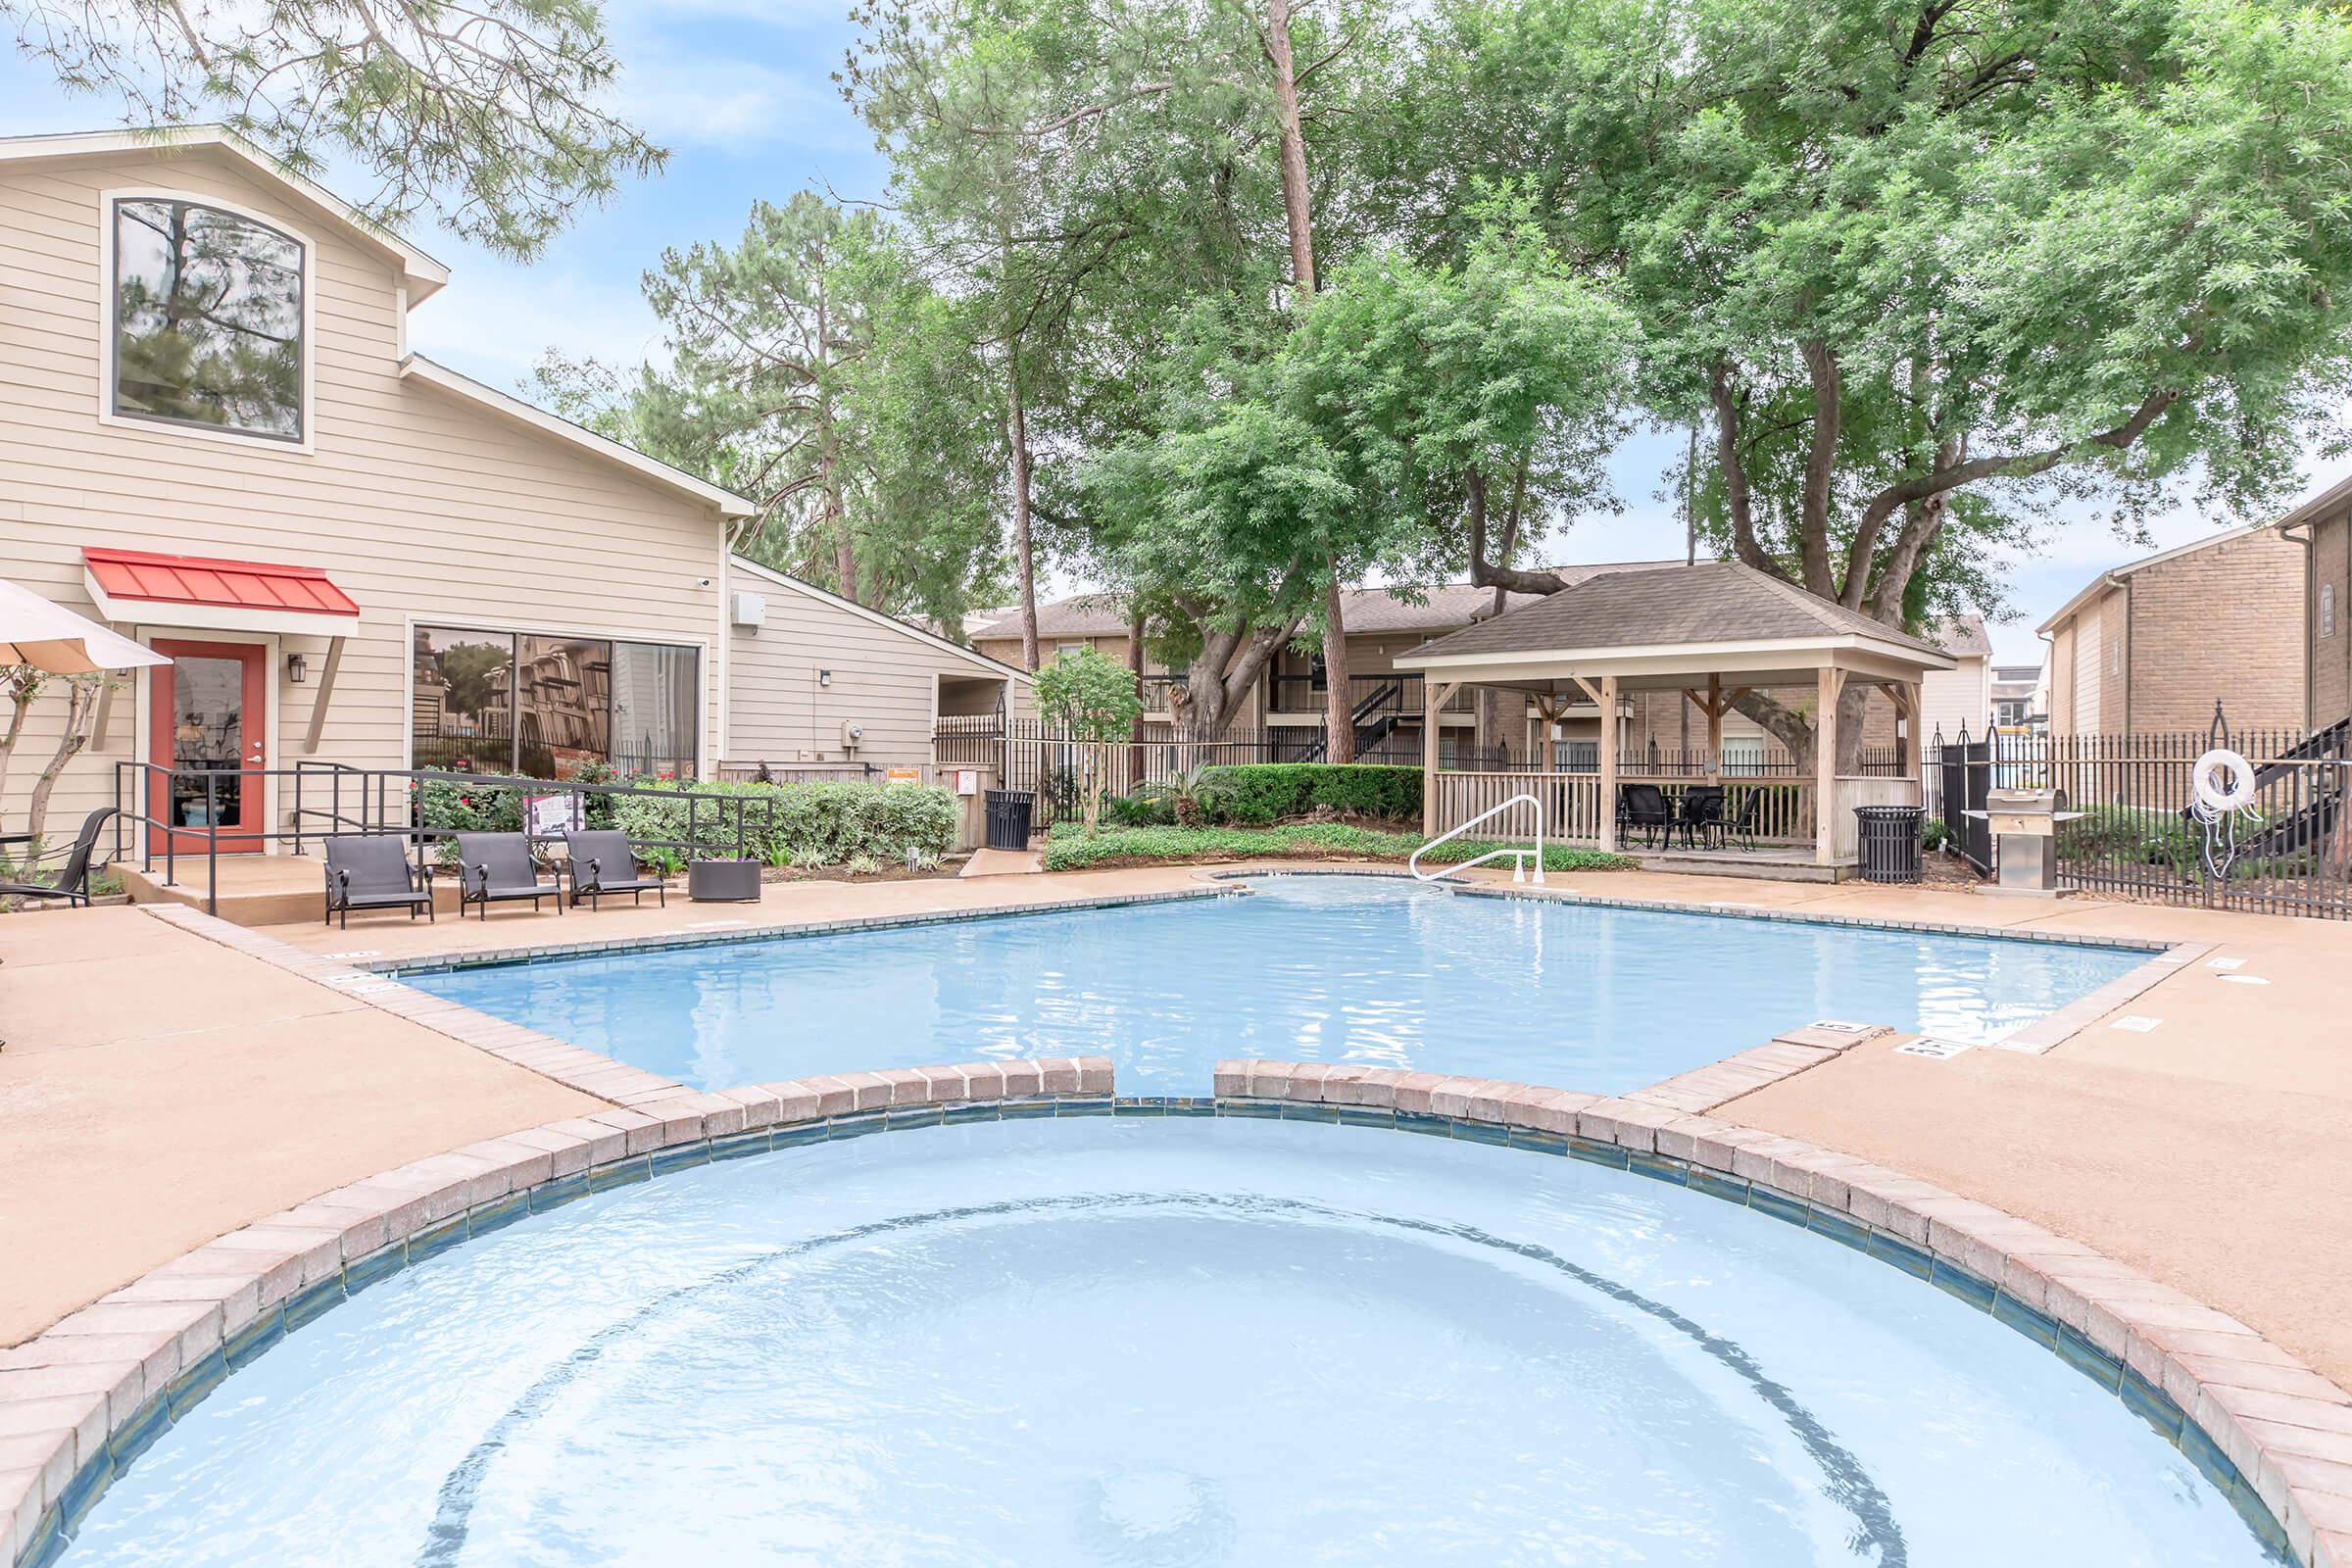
[2281,518,2316,729]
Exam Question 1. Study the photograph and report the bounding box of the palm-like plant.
[1138,765,1234,827]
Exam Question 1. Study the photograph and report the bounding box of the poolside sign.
[526,793,583,839]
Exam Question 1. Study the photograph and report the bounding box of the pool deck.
[4,859,2349,1416]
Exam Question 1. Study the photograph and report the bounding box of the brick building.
[2036,524,2306,737]
[2276,480,2352,731]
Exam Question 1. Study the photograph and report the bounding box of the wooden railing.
[1431,770,1821,847]
[1830,775,1922,859]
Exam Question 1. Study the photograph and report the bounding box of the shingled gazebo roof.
[1396,561,1954,690]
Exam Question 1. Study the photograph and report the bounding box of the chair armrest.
[465,861,488,896]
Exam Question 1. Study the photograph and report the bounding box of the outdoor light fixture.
[818,668,833,687]
[286,653,309,683]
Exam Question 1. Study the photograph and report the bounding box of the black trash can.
[984,788,1036,852]
[1853,805,1926,884]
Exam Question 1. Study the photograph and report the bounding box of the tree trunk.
[1263,0,1317,297]
[25,678,100,845]
[1127,610,1147,782]
[0,670,40,833]
[1321,571,1352,763]
[1006,362,1041,672]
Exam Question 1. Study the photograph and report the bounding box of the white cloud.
[611,55,857,152]
[406,265,664,392]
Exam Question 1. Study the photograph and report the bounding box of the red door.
[148,640,268,856]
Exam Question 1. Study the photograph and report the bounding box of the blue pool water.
[408,877,2145,1095]
[62,1117,2271,1566]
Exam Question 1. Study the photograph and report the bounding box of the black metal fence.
[1929,709,2350,918]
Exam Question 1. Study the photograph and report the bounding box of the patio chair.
[1677,785,1726,851]
[0,807,119,908]
[454,832,563,920]
[1617,784,1673,849]
[322,835,433,928]
[1715,789,1764,852]
[563,828,667,909]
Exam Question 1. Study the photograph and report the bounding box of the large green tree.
[1394,0,2352,761]
[7,0,661,256]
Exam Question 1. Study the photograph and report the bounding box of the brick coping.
[358,885,1237,977]
[1210,1058,2343,1567]
[5,1047,2340,1568]
[0,1056,1114,1568]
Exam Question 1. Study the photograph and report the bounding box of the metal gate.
[1936,724,1993,874]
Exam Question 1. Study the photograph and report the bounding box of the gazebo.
[1394,562,1956,870]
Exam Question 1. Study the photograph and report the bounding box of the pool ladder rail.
[1409,793,1545,885]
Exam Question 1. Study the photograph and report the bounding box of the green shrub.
[2056,804,2198,871]
[1040,819,1635,872]
[1102,790,1177,827]
[610,778,957,868]
[1920,816,1949,852]
[1193,763,1423,825]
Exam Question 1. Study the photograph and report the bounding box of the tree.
[7,0,662,257]
[0,665,45,834]
[1032,645,1143,833]
[530,198,1008,627]
[24,676,106,846]
[1404,0,2352,764]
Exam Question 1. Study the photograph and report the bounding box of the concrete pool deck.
[4,859,2349,1415]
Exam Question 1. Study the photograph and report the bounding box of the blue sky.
[6,0,2340,673]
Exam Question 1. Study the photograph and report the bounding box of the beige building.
[2277,479,2352,732]
[2036,524,2306,737]
[0,126,1023,855]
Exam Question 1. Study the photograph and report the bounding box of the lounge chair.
[563,828,667,909]
[322,834,434,928]
[454,832,563,920]
[1617,784,1673,849]
[0,807,119,908]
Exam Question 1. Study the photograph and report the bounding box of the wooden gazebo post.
[1816,664,1845,864]
[1421,677,1461,837]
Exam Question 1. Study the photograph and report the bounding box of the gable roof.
[968,562,1684,643]
[2034,522,2277,635]
[728,555,1033,683]
[1925,613,1992,660]
[1403,561,1952,664]
[400,356,757,519]
[0,125,451,302]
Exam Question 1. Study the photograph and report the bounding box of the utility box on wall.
[730,592,766,629]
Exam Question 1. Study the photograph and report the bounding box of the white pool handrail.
[1410,792,1545,885]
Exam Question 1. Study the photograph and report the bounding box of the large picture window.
[412,626,698,779]
[113,198,305,441]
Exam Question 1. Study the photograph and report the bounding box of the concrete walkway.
[0,906,602,1347]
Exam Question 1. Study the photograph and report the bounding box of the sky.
[6,0,2345,673]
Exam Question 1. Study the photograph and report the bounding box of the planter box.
[687,858,761,903]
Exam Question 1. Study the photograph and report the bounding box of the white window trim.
[401,613,712,780]
[98,187,318,456]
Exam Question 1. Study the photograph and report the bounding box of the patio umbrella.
[0,576,171,674]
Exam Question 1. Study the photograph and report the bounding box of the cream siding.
[2067,600,2104,738]
[723,559,1019,770]
[1919,655,1991,745]
[1,146,735,842]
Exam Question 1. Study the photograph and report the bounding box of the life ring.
[2192,749,2256,814]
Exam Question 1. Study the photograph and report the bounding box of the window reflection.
[114,199,304,439]
[515,636,612,780]
[612,643,698,778]
[413,627,515,775]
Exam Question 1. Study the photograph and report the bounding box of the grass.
[1042,820,1639,873]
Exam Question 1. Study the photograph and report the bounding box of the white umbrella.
[0,576,172,673]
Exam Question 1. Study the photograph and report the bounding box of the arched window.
[112,197,306,441]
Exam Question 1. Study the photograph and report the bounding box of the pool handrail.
[1410,792,1544,884]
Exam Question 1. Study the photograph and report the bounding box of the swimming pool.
[60,1116,2272,1567]
[407,877,2148,1094]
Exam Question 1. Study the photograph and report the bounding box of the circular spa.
[63,1117,2275,1568]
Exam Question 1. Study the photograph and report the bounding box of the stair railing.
[1409,792,1545,885]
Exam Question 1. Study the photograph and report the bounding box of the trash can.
[1853,805,1926,884]
[984,788,1036,852]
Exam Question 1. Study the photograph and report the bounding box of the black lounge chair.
[322,835,434,928]
[0,807,119,908]
[1617,784,1673,849]
[564,828,667,909]
[455,832,563,920]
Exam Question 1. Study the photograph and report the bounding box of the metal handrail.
[1409,791,1545,885]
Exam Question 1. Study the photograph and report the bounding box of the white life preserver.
[2191,749,2257,814]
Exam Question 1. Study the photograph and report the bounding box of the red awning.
[82,547,360,619]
